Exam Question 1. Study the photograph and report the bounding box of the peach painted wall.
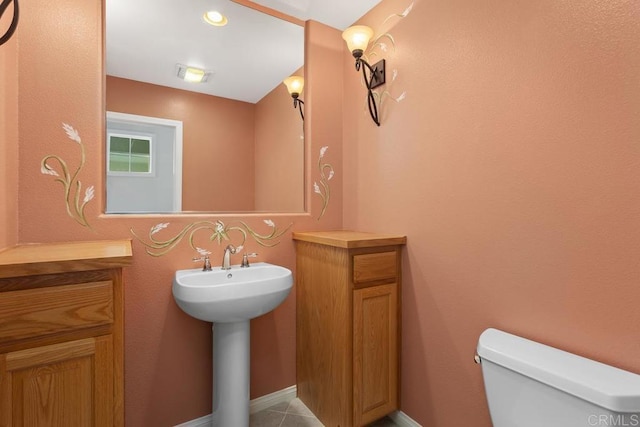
[343,0,640,426]
[254,66,305,212]
[106,76,256,212]
[0,10,18,249]
[8,0,343,425]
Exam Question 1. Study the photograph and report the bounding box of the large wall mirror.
[105,0,305,213]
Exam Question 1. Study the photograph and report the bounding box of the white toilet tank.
[477,328,640,427]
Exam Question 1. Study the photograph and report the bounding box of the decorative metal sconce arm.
[0,0,19,46]
[355,57,386,126]
[293,95,305,121]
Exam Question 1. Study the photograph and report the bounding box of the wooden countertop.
[292,231,406,249]
[0,240,133,278]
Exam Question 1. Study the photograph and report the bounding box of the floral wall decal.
[131,219,293,257]
[40,123,95,228]
[382,2,414,25]
[314,146,334,220]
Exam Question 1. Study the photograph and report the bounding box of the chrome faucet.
[221,244,238,270]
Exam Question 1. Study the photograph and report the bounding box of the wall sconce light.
[283,76,305,121]
[342,25,386,126]
[0,0,19,46]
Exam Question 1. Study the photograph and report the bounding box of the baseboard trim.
[174,414,213,427]
[389,410,422,427]
[174,385,297,427]
[249,385,297,413]
[174,413,212,427]
[174,385,422,427]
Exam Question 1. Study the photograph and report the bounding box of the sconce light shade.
[283,76,304,97]
[283,76,305,121]
[342,25,374,57]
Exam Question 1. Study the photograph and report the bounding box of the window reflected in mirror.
[107,134,152,174]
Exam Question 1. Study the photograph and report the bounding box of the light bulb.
[203,10,228,26]
[184,67,206,83]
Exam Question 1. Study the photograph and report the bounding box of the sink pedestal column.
[212,321,250,427]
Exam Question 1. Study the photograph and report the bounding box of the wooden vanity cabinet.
[0,240,132,427]
[293,231,406,427]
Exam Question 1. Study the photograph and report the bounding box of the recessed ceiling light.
[203,10,228,27]
[176,64,212,83]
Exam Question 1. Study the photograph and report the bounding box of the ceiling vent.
[176,64,212,83]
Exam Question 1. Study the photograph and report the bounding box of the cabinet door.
[353,284,398,427]
[0,336,113,427]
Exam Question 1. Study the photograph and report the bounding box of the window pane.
[130,154,150,172]
[110,136,131,154]
[131,138,150,155]
[109,152,130,172]
[131,139,151,172]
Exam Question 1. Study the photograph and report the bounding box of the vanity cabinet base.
[294,231,405,427]
[0,336,115,426]
[0,240,131,427]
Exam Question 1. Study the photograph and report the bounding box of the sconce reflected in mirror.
[283,75,305,121]
[0,0,19,46]
[342,25,386,126]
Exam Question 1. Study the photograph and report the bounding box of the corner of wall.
[0,33,19,249]
[305,20,345,229]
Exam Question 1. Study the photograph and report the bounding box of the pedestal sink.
[172,262,293,427]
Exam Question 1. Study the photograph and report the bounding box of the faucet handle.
[192,255,212,271]
[240,252,258,268]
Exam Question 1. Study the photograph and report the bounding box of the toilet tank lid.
[477,328,640,413]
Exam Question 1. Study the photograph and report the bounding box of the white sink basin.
[173,261,293,425]
[172,262,293,323]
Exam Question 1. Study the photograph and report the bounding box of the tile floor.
[249,398,398,427]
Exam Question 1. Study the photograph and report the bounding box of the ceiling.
[105,0,381,104]
[248,0,383,31]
